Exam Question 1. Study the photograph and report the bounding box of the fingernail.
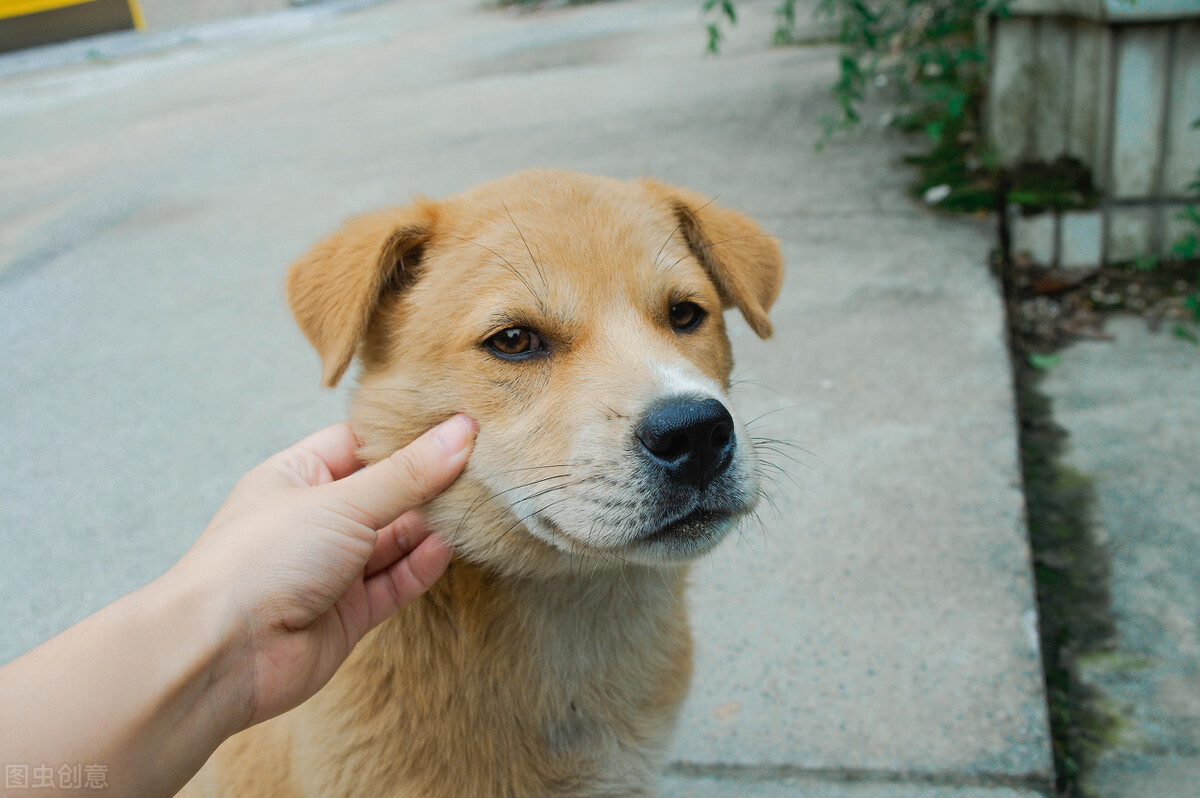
[433,414,477,455]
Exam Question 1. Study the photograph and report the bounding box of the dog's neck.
[432,555,688,618]
[393,555,691,668]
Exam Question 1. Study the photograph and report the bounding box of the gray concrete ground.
[1041,316,1200,797]
[0,0,1051,794]
[138,0,294,30]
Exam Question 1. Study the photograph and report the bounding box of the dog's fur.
[180,170,782,797]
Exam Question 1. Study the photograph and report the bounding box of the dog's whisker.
[656,566,681,606]
[511,481,576,509]
[728,379,797,403]
[502,201,547,290]
[754,448,811,472]
[492,462,584,476]
[744,403,804,427]
[754,461,793,490]
[473,483,584,563]
[751,436,812,453]
[659,193,721,266]
[593,401,629,421]
[453,473,574,542]
[652,194,721,269]
[353,387,423,394]
[665,232,783,272]
[754,454,808,482]
[753,484,784,523]
[448,233,543,307]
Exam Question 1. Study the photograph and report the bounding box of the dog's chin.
[533,510,737,568]
[628,508,736,562]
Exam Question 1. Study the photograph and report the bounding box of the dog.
[181,169,782,797]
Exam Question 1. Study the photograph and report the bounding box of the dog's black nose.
[636,397,735,489]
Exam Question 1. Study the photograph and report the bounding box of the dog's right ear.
[286,201,438,387]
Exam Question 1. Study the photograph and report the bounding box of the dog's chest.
[293,563,691,797]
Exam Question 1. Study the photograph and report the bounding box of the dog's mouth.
[642,506,729,541]
[534,504,737,562]
[631,506,735,558]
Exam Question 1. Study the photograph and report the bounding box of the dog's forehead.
[432,183,702,300]
[465,181,670,252]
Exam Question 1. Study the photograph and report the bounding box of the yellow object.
[0,0,141,24]
[0,0,96,20]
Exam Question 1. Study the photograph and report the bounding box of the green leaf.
[1171,233,1197,260]
[1186,293,1200,322]
[1172,324,1199,345]
[1132,254,1160,272]
[1028,352,1061,371]
[706,23,722,54]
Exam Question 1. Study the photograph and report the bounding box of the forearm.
[0,568,251,796]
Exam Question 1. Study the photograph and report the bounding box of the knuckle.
[385,450,432,497]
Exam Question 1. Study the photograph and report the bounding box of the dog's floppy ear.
[643,180,783,338]
[286,201,438,387]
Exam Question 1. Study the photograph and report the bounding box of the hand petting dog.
[0,416,474,798]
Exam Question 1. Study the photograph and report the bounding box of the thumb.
[323,414,476,529]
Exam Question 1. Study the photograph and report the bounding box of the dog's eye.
[668,301,705,332]
[486,327,544,358]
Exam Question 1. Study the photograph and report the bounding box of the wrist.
[152,561,257,739]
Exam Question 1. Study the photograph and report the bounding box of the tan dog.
[182,169,782,797]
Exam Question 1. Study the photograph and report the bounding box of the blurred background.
[1,1,1197,796]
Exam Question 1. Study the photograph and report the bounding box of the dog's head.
[287,170,782,575]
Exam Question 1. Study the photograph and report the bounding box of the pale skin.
[0,414,477,797]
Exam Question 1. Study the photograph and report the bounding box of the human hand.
[175,414,475,729]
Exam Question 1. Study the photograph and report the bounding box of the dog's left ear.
[286,201,438,387]
[642,180,783,338]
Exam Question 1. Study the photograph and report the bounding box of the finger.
[291,421,367,481]
[251,421,365,492]
[365,510,432,577]
[362,535,453,629]
[321,414,476,530]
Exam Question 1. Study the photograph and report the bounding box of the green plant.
[1132,254,1161,273]
[1171,136,1200,262]
[1173,205,1200,262]
[705,1,1020,209]
[806,0,1006,147]
[1169,122,1200,340]
[702,0,739,54]
[703,0,1002,142]
[496,0,606,7]
[704,0,796,51]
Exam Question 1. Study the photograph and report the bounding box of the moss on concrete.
[1015,362,1123,795]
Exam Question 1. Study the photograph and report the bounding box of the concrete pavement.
[0,0,1052,794]
[1040,317,1200,797]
